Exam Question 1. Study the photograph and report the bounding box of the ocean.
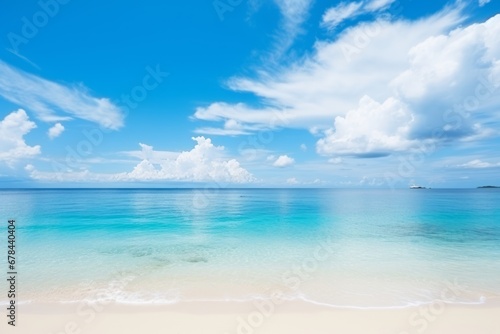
[1,188,499,308]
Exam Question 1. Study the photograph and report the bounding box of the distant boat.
[410,185,427,189]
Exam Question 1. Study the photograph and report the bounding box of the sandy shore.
[2,300,500,334]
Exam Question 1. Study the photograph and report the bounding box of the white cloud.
[28,137,255,183]
[122,143,179,164]
[193,128,251,136]
[273,155,295,167]
[125,137,255,183]
[271,0,313,59]
[300,144,307,151]
[193,102,286,132]
[286,177,299,184]
[479,0,491,7]
[321,0,396,30]
[317,96,416,157]
[194,9,500,159]
[0,109,40,165]
[322,1,363,30]
[390,14,500,141]
[193,9,462,135]
[319,17,500,159]
[27,168,105,183]
[365,0,396,11]
[48,123,64,139]
[192,117,265,136]
[457,159,500,169]
[0,60,124,129]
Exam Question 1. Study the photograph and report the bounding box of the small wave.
[43,293,492,310]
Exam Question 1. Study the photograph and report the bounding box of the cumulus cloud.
[273,155,295,167]
[0,109,41,165]
[286,177,299,184]
[320,24,500,160]
[27,137,255,183]
[48,123,65,139]
[317,96,416,157]
[126,137,254,182]
[0,60,124,129]
[385,14,500,146]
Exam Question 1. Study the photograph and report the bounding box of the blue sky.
[0,0,499,188]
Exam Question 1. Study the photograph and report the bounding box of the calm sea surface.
[1,188,499,307]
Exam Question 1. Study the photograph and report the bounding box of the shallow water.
[1,188,499,308]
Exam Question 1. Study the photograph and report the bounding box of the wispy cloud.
[193,127,251,136]
[457,159,500,169]
[321,0,396,30]
[0,60,125,129]
[365,0,397,11]
[192,117,260,136]
[322,1,363,30]
[269,0,313,61]
[121,143,179,163]
[194,102,287,134]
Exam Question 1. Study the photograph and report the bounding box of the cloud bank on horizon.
[0,0,499,187]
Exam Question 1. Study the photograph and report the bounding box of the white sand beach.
[2,300,500,334]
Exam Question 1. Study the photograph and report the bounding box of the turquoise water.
[1,188,500,307]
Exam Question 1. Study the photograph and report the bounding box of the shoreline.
[15,297,500,312]
[4,294,499,310]
[2,300,500,334]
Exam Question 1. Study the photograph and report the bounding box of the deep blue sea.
[1,188,499,308]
